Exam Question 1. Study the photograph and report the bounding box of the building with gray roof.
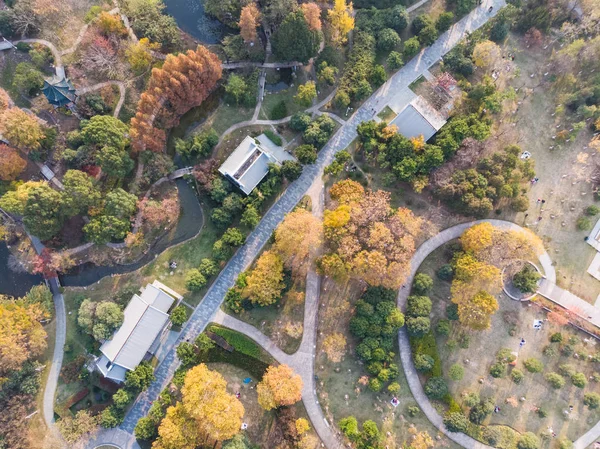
[390,96,447,142]
[96,281,181,383]
[219,134,295,195]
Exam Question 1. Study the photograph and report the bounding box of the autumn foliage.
[321,180,423,289]
[239,4,260,42]
[301,3,322,31]
[153,364,244,448]
[257,364,303,410]
[0,144,26,181]
[130,46,222,153]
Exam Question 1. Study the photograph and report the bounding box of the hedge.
[207,324,270,363]
[263,130,283,146]
[410,331,442,377]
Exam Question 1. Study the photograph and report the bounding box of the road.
[84,1,509,447]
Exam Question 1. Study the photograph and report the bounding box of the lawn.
[377,106,397,124]
[416,241,600,444]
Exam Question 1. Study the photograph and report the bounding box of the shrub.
[543,345,558,357]
[424,377,448,399]
[584,393,600,409]
[263,130,282,146]
[406,295,432,317]
[449,364,464,381]
[586,205,600,216]
[518,432,540,449]
[185,269,207,291]
[437,264,453,281]
[561,344,574,356]
[559,440,573,449]
[369,377,383,391]
[463,392,479,407]
[414,353,434,372]
[469,399,493,424]
[577,216,592,230]
[407,316,430,336]
[511,369,524,384]
[496,348,516,363]
[523,358,543,373]
[446,303,459,321]
[436,12,454,32]
[490,362,506,378]
[170,305,189,326]
[412,273,433,295]
[545,373,565,389]
[100,406,123,428]
[443,412,469,433]
[513,265,540,293]
[558,364,575,377]
[407,405,420,417]
[550,332,563,343]
[388,382,401,394]
[571,372,586,388]
[537,408,547,418]
[436,319,451,336]
[484,427,503,445]
[134,417,158,440]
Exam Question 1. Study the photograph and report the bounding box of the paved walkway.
[537,280,600,328]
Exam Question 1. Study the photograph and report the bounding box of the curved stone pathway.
[77,80,127,118]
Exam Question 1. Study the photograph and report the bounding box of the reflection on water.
[0,241,43,297]
[60,179,203,287]
[164,0,227,44]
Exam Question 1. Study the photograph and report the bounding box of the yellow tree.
[126,38,160,74]
[461,222,494,254]
[0,144,26,181]
[274,208,322,268]
[182,364,244,442]
[456,290,499,330]
[472,40,501,71]
[329,179,365,204]
[153,403,202,449]
[0,300,47,374]
[0,88,11,111]
[0,108,44,151]
[301,2,322,31]
[257,364,303,410]
[239,3,260,43]
[294,81,317,106]
[243,250,285,306]
[410,431,434,449]
[328,0,354,46]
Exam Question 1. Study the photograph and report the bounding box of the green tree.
[290,112,312,131]
[412,273,433,295]
[177,341,198,366]
[23,284,54,317]
[295,144,318,164]
[134,416,158,440]
[449,363,464,381]
[545,372,565,389]
[403,37,420,58]
[407,295,432,317]
[186,269,207,291]
[100,406,123,428]
[571,372,586,388]
[222,227,245,246]
[469,399,493,424]
[23,184,65,240]
[436,12,454,32]
[125,361,155,392]
[387,51,403,69]
[62,170,100,216]
[424,377,447,399]
[584,393,600,409]
[12,62,44,95]
[225,74,247,104]
[198,258,219,277]
[170,305,189,326]
[377,28,400,51]
[84,215,131,244]
[282,160,303,180]
[96,146,134,178]
[81,115,129,150]
[104,188,137,218]
[241,205,260,228]
[406,316,430,336]
[112,389,131,410]
[523,358,543,373]
[414,353,434,372]
[272,11,320,63]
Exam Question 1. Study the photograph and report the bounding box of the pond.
[164,0,228,44]
[0,241,43,297]
[60,178,203,287]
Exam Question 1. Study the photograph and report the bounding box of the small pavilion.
[42,76,77,107]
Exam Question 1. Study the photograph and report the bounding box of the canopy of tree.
[153,363,244,448]
[257,364,303,410]
[272,11,320,63]
[321,180,423,289]
[131,45,222,153]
